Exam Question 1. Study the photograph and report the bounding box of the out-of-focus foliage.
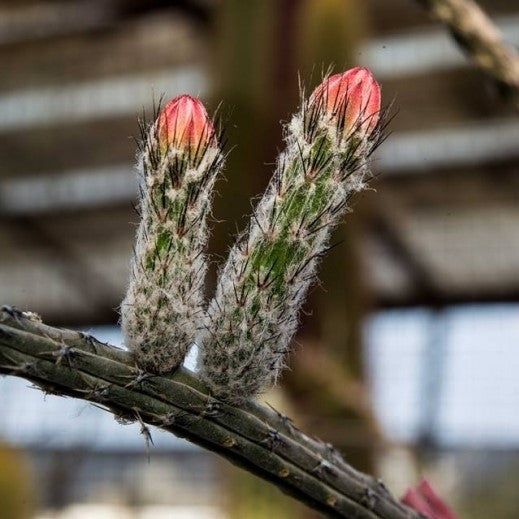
[0,443,34,519]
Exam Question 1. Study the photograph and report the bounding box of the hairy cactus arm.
[199,68,385,403]
[121,95,224,374]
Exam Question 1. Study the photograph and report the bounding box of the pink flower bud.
[310,67,381,138]
[157,95,214,153]
[401,479,458,519]
[402,489,436,517]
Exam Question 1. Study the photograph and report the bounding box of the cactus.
[199,68,384,403]
[0,66,414,519]
[121,95,224,374]
[0,308,420,519]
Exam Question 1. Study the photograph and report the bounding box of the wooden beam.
[0,66,207,132]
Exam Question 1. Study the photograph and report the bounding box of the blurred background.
[1,0,519,518]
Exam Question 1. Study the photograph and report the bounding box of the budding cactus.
[121,95,224,374]
[198,67,383,403]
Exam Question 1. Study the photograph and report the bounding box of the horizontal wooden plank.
[0,117,137,178]
[0,66,208,132]
[0,11,206,92]
[378,160,519,210]
[377,118,519,172]
[0,0,119,46]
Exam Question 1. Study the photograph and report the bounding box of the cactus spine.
[199,68,383,403]
[121,96,224,374]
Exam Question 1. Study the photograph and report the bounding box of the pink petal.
[158,95,214,152]
[402,489,436,517]
[310,67,381,139]
[418,480,459,519]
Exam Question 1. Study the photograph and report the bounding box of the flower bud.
[157,95,214,152]
[310,67,381,138]
[401,479,458,519]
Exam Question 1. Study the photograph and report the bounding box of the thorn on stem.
[123,368,154,389]
[134,409,154,461]
[201,399,223,418]
[260,428,283,451]
[312,458,336,478]
[50,343,77,367]
[361,487,377,510]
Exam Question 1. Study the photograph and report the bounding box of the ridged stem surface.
[417,0,519,108]
[0,307,418,519]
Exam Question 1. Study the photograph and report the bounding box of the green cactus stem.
[199,70,386,403]
[121,96,224,374]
